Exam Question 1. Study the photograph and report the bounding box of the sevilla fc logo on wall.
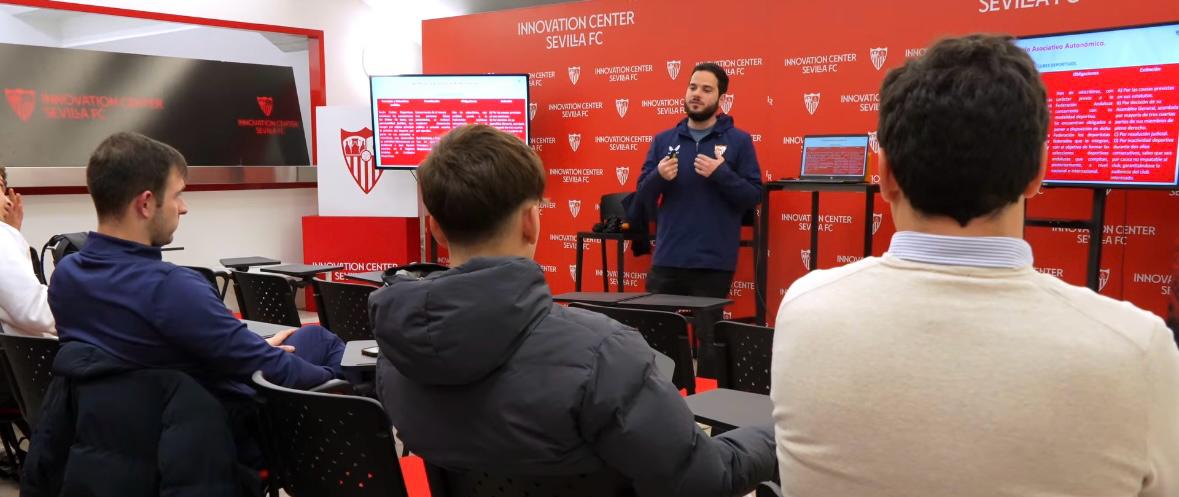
[4,88,36,122]
[615,98,629,118]
[872,213,883,235]
[868,131,880,154]
[765,170,774,181]
[803,93,821,115]
[257,96,274,117]
[340,128,383,194]
[667,60,682,80]
[616,166,630,186]
[569,264,578,282]
[1099,268,1111,291]
[720,94,734,114]
[870,47,888,71]
[801,249,812,271]
[568,199,582,218]
[568,133,581,152]
[529,102,538,121]
[568,66,581,85]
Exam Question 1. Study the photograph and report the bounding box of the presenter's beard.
[684,100,719,123]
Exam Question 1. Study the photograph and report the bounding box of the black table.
[242,319,290,339]
[552,292,649,305]
[684,388,773,430]
[755,180,880,324]
[342,270,386,285]
[261,264,345,282]
[617,294,732,313]
[342,339,378,370]
[219,256,281,272]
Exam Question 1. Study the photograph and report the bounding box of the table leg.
[617,237,625,293]
[809,191,819,271]
[575,233,585,292]
[599,235,609,291]
[864,187,875,257]
[755,187,770,325]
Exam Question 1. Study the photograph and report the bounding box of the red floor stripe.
[399,455,431,497]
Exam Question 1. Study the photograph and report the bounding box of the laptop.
[798,134,871,183]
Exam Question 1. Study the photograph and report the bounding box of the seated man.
[372,124,775,497]
[48,132,344,454]
[0,165,55,336]
[771,35,1179,496]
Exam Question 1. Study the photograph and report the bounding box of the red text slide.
[804,146,866,176]
[1042,64,1179,185]
[376,98,527,166]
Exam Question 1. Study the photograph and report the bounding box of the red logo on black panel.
[5,89,36,122]
[257,96,274,117]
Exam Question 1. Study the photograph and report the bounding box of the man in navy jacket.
[48,132,343,461]
[634,62,763,373]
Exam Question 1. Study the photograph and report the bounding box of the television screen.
[369,74,529,170]
[1017,22,1179,188]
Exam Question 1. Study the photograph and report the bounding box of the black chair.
[424,463,634,497]
[183,266,231,300]
[231,271,302,327]
[713,321,774,395]
[574,193,650,292]
[756,481,784,497]
[30,247,45,285]
[312,279,376,342]
[0,333,60,430]
[251,371,409,497]
[568,303,695,394]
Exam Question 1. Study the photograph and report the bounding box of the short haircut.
[877,34,1048,226]
[418,125,546,246]
[692,62,729,94]
[86,132,188,221]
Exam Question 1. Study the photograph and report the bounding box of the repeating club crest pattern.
[568,66,581,85]
[870,47,889,71]
[803,93,821,115]
[256,96,274,117]
[340,128,382,194]
[4,88,35,122]
[666,60,681,80]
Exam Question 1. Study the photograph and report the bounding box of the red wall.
[423,0,1179,321]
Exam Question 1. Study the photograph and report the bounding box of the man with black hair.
[770,34,1179,496]
[634,61,762,374]
[46,132,345,462]
[372,124,775,497]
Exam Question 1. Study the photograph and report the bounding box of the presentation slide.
[370,75,528,169]
[1018,23,1179,187]
[801,136,869,177]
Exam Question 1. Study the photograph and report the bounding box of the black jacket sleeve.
[579,328,776,497]
[21,377,73,497]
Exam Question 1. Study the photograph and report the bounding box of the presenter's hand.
[694,154,724,178]
[657,156,678,181]
[266,328,298,353]
[2,189,22,230]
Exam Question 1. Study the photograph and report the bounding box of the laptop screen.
[800,135,870,180]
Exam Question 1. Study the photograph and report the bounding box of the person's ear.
[1024,145,1048,198]
[521,203,540,246]
[133,190,155,219]
[427,216,449,249]
[877,151,902,205]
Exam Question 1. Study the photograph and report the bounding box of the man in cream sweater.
[0,165,55,337]
[771,35,1178,497]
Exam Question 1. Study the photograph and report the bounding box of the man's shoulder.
[1032,271,1168,349]
[779,257,885,307]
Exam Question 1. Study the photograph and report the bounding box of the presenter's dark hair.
[877,34,1048,226]
[692,62,729,94]
[87,132,188,220]
[419,125,546,245]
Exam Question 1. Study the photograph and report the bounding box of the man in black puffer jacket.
[371,124,775,497]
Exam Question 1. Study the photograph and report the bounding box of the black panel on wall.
[0,42,309,167]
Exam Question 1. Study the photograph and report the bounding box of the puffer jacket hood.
[369,256,550,386]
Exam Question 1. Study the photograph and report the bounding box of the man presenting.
[634,62,762,373]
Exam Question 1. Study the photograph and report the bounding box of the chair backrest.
[312,279,376,342]
[568,303,695,393]
[30,246,46,285]
[251,371,409,497]
[756,481,784,497]
[714,321,773,394]
[600,192,629,221]
[182,265,224,298]
[230,271,302,327]
[0,333,61,429]
[424,462,635,497]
